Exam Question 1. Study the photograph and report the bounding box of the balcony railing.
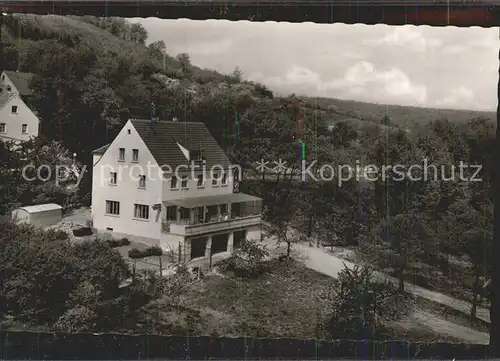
[162,213,261,237]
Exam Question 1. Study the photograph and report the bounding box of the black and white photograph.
[0,2,499,359]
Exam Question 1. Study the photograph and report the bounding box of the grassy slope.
[307,96,495,129]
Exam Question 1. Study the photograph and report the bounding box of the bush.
[128,246,163,259]
[327,264,408,340]
[105,237,130,248]
[73,227,93,237]
[216,239,269,277]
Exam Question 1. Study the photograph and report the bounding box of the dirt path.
[397,310,489,345]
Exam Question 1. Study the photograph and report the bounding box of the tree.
[148,40,166,58]
[176,53,191,74]
[327,264,407,339]
[129,23,148,44]
[330,121,357,149]
[232,66,243,82]
[266,186,301,258]
[377,211,434,292]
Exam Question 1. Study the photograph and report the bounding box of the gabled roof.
[92,143,110,155]
[3,70,35,96]
[130,119,231,170]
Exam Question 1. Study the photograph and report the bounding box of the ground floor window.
[191,237,207,259]
[106,200,120,215]
[211,233,229,254]
[134,204,149,219]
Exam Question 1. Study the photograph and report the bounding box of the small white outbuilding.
[11,203,63,228]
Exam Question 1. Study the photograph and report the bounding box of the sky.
[134,18,499,111]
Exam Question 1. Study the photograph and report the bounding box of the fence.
[0,330,490,359]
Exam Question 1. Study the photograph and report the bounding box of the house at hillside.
[0,70,40,143]
[91,119,262,262]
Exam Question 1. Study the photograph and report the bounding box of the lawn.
[139,259,336,339]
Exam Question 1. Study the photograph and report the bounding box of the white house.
[91,119,262,262]
[0,70,40,142]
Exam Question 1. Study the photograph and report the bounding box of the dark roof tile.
[130,119,231,171]
[3,70,34,96]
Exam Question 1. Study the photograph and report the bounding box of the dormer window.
[190,149,203,162]
[212,173,219,187]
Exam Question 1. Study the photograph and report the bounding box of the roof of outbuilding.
[3,71,35,96]
[130,119,231,171]
[18,203,62,213]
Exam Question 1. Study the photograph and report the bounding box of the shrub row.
[72,227,93,237]
[105,238,130,248]
[128,246,162,259]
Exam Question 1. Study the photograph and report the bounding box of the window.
[109,172,117,185]
[134,204,149,219]
[220,204,228,215]
[197,174,204,188]
[11,105,17,114]
[106,200,120,215]
[118,148,125,161]
[6,85,11,91]
[212,174,219,186]
[21,124,27,134]
[170,176,178,189]
[166,206,177,221]
[127,129,131,134]
[138,175,146,188]
[190,149,203,162]
[0,123,5,133]
[132,149,139,162]
[180,207,190,220]
[221,173,228,186]
[181,176,188,189]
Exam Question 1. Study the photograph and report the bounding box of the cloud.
[369,26,442,52]
[252,61,427,107]
[434,86,484,110]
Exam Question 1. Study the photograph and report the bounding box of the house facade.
[0,70,39,142]
[91,119,262,262]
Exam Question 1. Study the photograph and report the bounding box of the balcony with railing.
[162,193,262,237]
